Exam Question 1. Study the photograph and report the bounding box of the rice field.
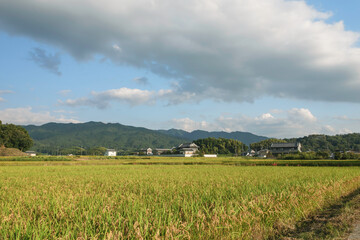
[0,161,360,239]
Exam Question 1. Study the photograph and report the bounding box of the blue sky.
[1,0,360,138]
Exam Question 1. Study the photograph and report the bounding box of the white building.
[177,143,199,157]
[104,149,117,156]
[25,151,36,157]
[139,148,153,155]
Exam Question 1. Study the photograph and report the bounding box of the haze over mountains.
[23,121,268,154]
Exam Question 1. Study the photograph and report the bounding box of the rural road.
[348,223,360,240]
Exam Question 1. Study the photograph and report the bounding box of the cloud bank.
[0,107,80,125]
[60,87,197,108]
[168,108,351,138]
[1,0,360,103]
[61,88,159,108]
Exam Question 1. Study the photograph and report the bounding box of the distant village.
[99,142,303,158]
[103,142,218,158]
[24,140,358,160]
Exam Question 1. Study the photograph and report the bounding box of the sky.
[1,0,360,138]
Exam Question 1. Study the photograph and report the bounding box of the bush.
[279,151,330,160]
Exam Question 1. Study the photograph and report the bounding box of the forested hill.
[157,129,268,145]
[24,122,270,154]
[24,122,186,154]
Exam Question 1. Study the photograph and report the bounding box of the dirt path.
[348,223,360,240]
[279,187,360,239]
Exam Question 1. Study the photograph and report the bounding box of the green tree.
[194,137,247,154]
[0,121,33,151]
[87,146,107,156]
[250,138,286,151]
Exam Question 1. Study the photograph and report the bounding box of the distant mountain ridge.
[157,129,268,145]
[24,121,187,154]
[24,121,268,154]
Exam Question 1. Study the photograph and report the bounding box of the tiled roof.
[271,143,299,148]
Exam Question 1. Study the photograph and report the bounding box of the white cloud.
[0,90,13,102]
[61,87,199,108]
[0,107,80,125]
[1,0,360,103]
[61,87,158,108]
[288,108,317,122]
[213,108,321,137]
[169,117,212,132]
[256,113,275,121]
[113,44,122,52]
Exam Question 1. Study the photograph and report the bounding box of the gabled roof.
[180,148,197,151]
[177,143,199,149]
[140,148,152,151]
[271,143,300,148]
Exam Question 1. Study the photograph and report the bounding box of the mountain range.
[24,121,268,154]
[158,129,268,145]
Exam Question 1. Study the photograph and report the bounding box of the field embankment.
[0,146,27,156]
[1,155,360,167]
[0,160,360,239]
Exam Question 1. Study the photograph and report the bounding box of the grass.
[0,160,360,239]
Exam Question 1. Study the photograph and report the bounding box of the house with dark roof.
[154,148,173,155]
[270,142,301,155]
[177,143,199,157]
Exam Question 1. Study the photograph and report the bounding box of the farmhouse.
[270,142,301,155]
[257,149,269,158]
[104,149,117,156]
[244,149,256,157]
[139,148,153,155]
[154,148,172,155]
[177,143,199,157]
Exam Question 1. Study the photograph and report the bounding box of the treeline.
[278,151,330,160]
[250,133,360,153]
[194,137,248,155]
[250,138,287,151]
[249,133,360,160]
[278,151,360,160]
[287,134,360,152]
[48,146,108,156]
[0,121,33,151]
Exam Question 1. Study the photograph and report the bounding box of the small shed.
[104,149,117,156]
[25,151,36,157]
